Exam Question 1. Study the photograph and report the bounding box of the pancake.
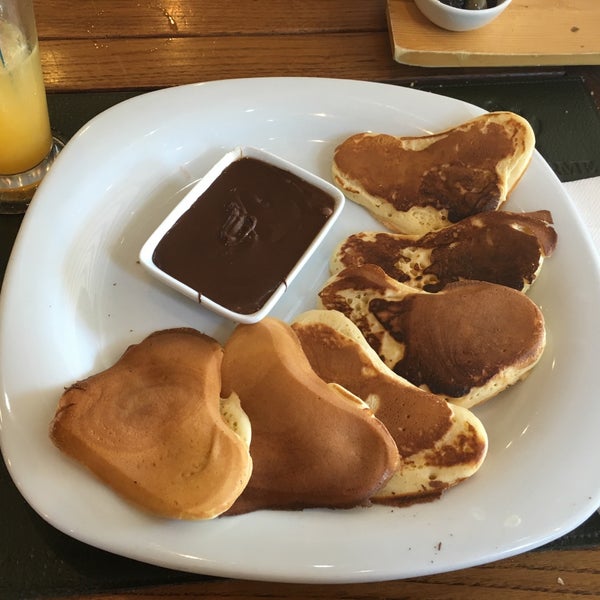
[331,210,557,293]
[221,317,400,514]
[50,328,252,520]
[318,265,546,408]
[291,309,488,505]
[332,111,535,235]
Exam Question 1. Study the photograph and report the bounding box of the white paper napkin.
[564,176,600,256]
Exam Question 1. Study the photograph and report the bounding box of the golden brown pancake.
[318,265,546,408]
[50,328,252,520]
[332,112,535,235]
[291,309,488,505]
[331,210,557,293]
[221,317,400,514]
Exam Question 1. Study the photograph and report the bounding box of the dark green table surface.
[1,76,600,599]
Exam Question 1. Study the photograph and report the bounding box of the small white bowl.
[414,0,512,32]
[140,146,344,324]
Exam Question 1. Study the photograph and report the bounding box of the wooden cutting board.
[387,0,600,67]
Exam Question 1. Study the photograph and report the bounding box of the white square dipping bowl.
[139,146,345,324]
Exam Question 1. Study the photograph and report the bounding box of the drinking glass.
[0,0,62,214]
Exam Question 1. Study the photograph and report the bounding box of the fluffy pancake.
[291,309,488,505]
[331,210,557,293]
[50,328,252,520]
[221,317,400,514]
[332,112,535,235]
[318,265,546,408]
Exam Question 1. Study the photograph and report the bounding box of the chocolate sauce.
[152,157,335,315]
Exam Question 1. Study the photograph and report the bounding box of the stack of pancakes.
[50,318,488,517]
[49,111,555,519]
[322,111,555,407]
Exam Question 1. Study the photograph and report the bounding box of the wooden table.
[35,0,600,101]
[9,1,600,597]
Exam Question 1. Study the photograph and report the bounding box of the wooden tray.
[387,0,600,67]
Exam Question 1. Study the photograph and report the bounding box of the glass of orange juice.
[0,0,62,213]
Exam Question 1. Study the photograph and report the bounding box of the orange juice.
[0,21,52,175]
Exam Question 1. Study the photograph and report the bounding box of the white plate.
[1,78,600,584]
